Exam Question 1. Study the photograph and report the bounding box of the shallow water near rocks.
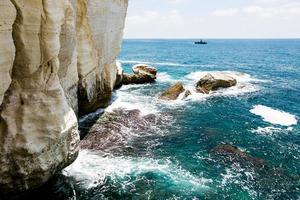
[22,40,300,200]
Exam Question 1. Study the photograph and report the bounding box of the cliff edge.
[0,0,128,194]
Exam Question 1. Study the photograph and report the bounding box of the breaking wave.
[64,150,212,190]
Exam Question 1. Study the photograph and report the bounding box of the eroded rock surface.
[0,0,80,194]
[0,1,16,105]
[77,0,128,116]
[122,64,157,85]
[0,0,128,194]
[196,73,237,94]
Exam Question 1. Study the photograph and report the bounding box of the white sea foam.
[107,89,160,115]
[250,105,298,126]
[157,72,175,82]
[221,165,258,199]
[64,150,211,190]
[109,71,264,113]
[250,126,294,135]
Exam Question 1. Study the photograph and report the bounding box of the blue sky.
[124,0,300,38]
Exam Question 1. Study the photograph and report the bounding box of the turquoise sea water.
[22,40,300,200]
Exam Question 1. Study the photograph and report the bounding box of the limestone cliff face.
[76,0,128,115]
[0,1,16,105]
[0,0,128,194]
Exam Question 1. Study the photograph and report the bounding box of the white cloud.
[124,0,300,38]
[243,6,263,14]
[243,2,300,18]
[212,8,239,17]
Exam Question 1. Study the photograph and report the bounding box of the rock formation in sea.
[196,73,237,94]
[123,64,157,85]
[0,0,128,194]
[160,82,189,100]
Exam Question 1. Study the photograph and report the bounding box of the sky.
[124,0,300,39]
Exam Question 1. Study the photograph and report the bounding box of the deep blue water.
[64,39,300,200]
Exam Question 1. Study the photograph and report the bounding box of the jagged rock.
[132,64,157,76]
[160,82,185,100]
[196,73,237,94]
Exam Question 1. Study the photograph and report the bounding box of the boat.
[195,40,207,45]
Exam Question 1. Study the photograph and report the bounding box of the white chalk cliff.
[0,0,128,194]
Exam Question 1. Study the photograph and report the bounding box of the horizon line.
[123,38,300,40]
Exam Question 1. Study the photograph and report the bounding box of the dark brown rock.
[160,82,185,100]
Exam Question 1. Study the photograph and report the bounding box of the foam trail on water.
[250,105,297,126]
[251,126,294,135]
[64,150,211,190]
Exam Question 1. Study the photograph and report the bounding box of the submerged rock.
[80,109,167,154]
[160,82,185,100]
[132,64,157,76]
[210,144,300,198]
[196,73,237,94]
[211,144,266,169]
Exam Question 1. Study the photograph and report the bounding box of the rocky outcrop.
[122,64,157,85]
[132,64,157,76]
[0,0,128,194]
[196,73,237,94]
[160,82,185,100]
[76,0,128,116]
